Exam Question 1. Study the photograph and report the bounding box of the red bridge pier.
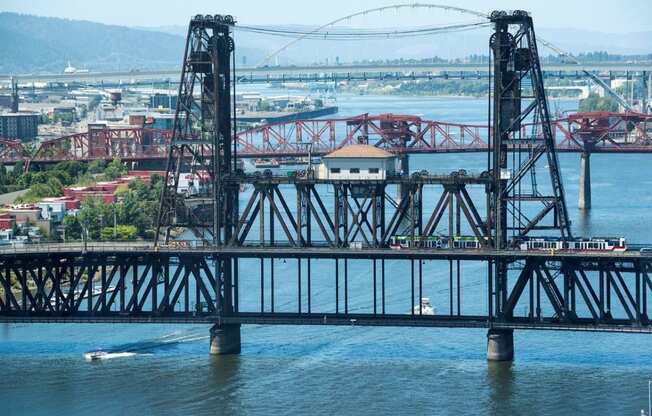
[578,151,591,210]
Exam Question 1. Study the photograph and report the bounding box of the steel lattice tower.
[489,10,571,247]
[489,10,572,321]
[156,14,238,246]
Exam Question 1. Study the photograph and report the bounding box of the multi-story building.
[0,112,39,140]
[149,93,177,110]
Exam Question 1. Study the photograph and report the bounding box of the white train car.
[519,237,626,252]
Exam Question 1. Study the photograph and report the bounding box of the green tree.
[87,160,106,174]
[11,161,24,180]
[54,161,87,181]
[103,158,127,180]
[78,197,113,240]
[15,176,64,202]
[578,93,620,112]
[63,215,82,240]
[101,224,137,241]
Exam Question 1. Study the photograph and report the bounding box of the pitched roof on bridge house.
[323,144,394,159]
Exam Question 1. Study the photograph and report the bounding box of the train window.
[369,168,379,174]
[349,168,360,174]
[330,168,340,174]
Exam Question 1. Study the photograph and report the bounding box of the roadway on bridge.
[5,62,652,84]
[1,241,650,262]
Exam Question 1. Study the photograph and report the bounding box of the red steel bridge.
[1,111,651,170]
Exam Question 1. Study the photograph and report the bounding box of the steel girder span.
[0,247,651,335]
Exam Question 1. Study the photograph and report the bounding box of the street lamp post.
[81,221,88,253]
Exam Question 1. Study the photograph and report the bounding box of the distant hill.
[2,12,651,74]
[0,12,186,74]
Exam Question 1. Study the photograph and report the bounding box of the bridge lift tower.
[487,10,572,359]
[154,10,575,358]
[155,14,240,353]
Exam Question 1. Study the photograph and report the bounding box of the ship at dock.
[236,94,338,125]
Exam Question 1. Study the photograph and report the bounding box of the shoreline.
[335,91,580,101]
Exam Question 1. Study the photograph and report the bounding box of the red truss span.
[1,112,651,168]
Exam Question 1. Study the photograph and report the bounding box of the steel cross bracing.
[155,14,238,245]
[227,175,491,249]
[487,11,572,330]
[1,246,652,334]
[489,11,571,246]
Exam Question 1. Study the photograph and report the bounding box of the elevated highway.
[4,62,651,86]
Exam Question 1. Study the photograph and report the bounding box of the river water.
[2,93,652,415]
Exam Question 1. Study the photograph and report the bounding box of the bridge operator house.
[317,144,397,180]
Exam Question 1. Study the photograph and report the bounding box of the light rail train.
[389,235,486,249]
[388,235,627,252]
[518,237,627,252]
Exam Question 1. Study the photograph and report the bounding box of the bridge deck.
[0,242,650,261]
[0,242,650,334]
[0,312,648,334]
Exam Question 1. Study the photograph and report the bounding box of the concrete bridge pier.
[210,324,241,354]
[486,328,514,361]
[578,151,591,210]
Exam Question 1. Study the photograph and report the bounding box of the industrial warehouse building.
[318,144,396,180]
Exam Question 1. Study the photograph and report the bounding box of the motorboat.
[84,350,108,361]
[412,297,435,315]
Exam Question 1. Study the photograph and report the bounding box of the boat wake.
[83,330,208,361]
[84,351,138,361]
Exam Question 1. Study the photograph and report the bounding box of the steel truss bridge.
[2,11,652,361]
[1,111,651,170]
[2,241,652,334]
